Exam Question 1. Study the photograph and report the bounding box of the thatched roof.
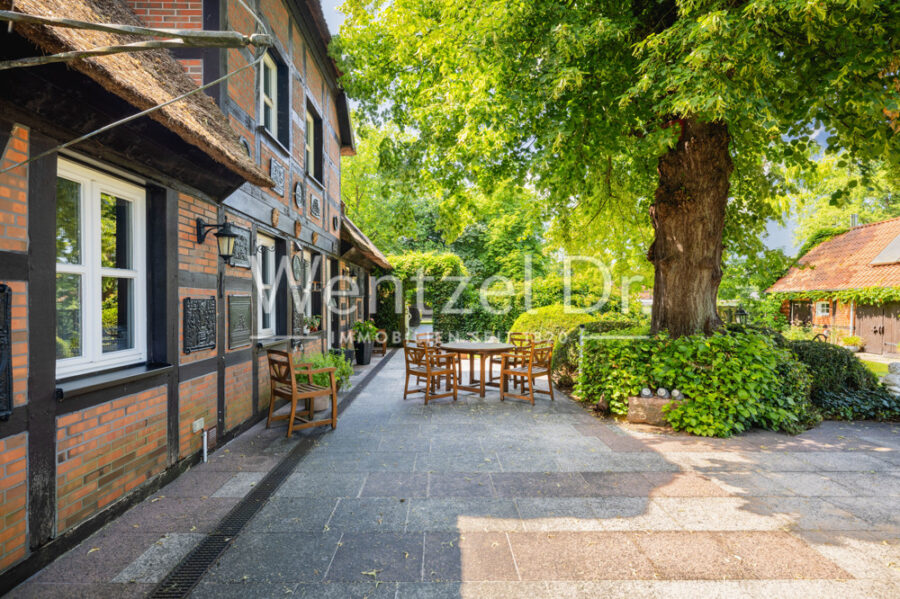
[2,0,271,188]
[341,214,391,270]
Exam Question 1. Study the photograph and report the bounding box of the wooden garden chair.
[415,331,441,348]
[266,349,338,437]
[403,342,458,404]
[489,332,534,386]
[499,340,555,405]
[373,328,388,356]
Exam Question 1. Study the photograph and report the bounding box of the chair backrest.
[267,349,297,393]
[415,331,441,347]
[531,340,554,370]
[509,332,534,348]
[404,341,427,369]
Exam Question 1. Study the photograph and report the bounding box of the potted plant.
[302,352,353,410]
[306,315,321,333]
[352,319,379,365]
[841,335,864,352]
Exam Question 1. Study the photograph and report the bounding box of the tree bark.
[648,118,733,337]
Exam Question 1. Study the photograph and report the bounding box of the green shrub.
[576,330,816,437]
[509,304,598,340]
[787,340,897,420]
[552,317,644,387]
[788,341,881,398]
[815,389,900,421]
[304,352,354,389]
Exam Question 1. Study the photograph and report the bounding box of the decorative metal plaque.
[228,295,252,349]
[294,181,305,209]
[0,284,11,420]
[270,159,285,196]
[310,196,321,218]
[183,297,216,354]
[228,225,251,269]
[292,297,305,336]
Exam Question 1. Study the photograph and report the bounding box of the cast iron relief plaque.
[270,159,285,196]
[183,297,216,354]
[294,181,305,209]
[228,225,251,269]
[228,295,252,349]
[310,196,321,218]
[0,285,11,420]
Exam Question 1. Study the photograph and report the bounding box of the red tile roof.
[768,217,900,293]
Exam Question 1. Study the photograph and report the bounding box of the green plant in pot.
[841,335,863,352]
[305,315,321,333]
[301,352,353,411]
[352,319,379,365]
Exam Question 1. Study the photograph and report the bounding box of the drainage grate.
[149,349,397,598]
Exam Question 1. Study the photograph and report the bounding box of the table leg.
[479,354,486,397]
[469,353,475,384]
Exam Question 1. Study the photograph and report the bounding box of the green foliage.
[576,331,816,437]
[509,305,598,341]
[787,341,881,400]
[771,287,900,306]
[841,336,863,348]
[783,325,817,341]
[335,0,900,313]
[796,227,849,260]
[305,352,354,390]
[815,389,900,422]
[552,318,645,388]
[351,319,379,340]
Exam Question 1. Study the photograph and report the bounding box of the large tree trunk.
[648,119,733,337]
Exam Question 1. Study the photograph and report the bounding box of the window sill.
[57,363,173,400]
[257,126,290,156]
[305,174,324,191]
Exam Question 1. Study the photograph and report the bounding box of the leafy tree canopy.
[334,0,900,270]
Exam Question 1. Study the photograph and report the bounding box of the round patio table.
[439,342,515,398]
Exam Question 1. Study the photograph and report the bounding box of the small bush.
[577,330,816,437]
[788,340,897,421]
[552,318,645,387]
[509,304,598,340]
[305,352,353,389]
[788,341,880,398]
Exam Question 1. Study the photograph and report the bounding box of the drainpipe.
[850,301,855,336]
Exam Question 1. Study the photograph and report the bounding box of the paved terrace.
[8,350,900,598]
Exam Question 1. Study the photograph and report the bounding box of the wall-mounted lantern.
[736,305,749,325]
[196,217,238,261]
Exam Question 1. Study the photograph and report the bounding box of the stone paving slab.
[9,351,900,598]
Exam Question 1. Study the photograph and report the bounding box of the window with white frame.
[56,160,146,377]
[257,233,277,338]
[260,52,278,138]
[816,301,831,317]
[305,103,323,181]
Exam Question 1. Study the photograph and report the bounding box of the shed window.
[56,160,146,377]
[816,301,831,317]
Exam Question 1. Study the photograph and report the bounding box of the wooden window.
[56,160,146,377]
[305,103,323,182]
[260,53,278,138]
[816,301,831,317]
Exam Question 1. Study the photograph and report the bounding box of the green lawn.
[862,360,888,377]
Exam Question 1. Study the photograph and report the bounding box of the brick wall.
[55,387,168,533]
[0,432,28,572]
[178,193,217,276]
[178,373,217,458]
[0,125,28,253]
[225,362,253,431]
[126,0,203,29]
[179,58,204,86]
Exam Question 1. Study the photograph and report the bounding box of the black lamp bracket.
[196,218,227,244]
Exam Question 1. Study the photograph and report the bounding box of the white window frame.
[305,110,315,176]
[257,233,277,339]
[816,301,831,317]
[260,53,278,138]
[56,160,147,378]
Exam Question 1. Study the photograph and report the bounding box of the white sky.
[320,1,346,34]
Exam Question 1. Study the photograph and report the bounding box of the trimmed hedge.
[509,304,599,340]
